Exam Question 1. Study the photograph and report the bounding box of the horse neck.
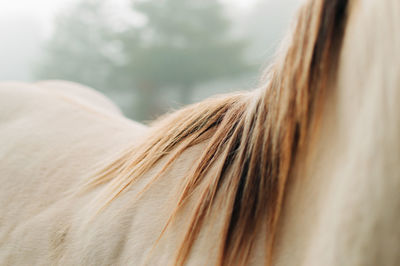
[275,1,400,265]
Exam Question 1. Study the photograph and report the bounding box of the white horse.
[1,0,400,265]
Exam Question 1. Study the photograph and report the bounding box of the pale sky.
[0,0,82,20]
[0,0,79,36]
[0,0,270,81]
[0,0,258,37]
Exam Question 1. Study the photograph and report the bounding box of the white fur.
[275,1,400,265]
[1,0,400,265]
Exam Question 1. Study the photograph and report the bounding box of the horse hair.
[83,0,349,265]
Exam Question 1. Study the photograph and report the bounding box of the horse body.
[0,81,148,264]
[276,1,400,265]
[1,0,400,265]
[0,81,222,265]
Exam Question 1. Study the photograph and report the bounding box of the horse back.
[0,81,146,265]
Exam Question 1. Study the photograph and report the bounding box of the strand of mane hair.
[82,0,349,265]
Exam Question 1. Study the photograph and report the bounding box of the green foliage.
[36,0,253,120]
[120,0,250,86]
[35,0,115,92]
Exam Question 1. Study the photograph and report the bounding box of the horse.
[1,0,400,265]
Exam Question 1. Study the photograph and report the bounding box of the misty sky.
[0,0,258,36]
[0,0,297,82]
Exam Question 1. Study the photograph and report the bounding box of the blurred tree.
[35,0,116,92]
[114,0,253,117]
[36,0,253,120]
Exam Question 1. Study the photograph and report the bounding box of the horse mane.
[83,0,349,265]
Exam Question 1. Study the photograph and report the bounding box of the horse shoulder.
[0,80,147,201]
[0,81,148,265]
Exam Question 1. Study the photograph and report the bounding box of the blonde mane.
[83,0,349,265]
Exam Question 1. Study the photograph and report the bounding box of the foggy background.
[0,0,300,121]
